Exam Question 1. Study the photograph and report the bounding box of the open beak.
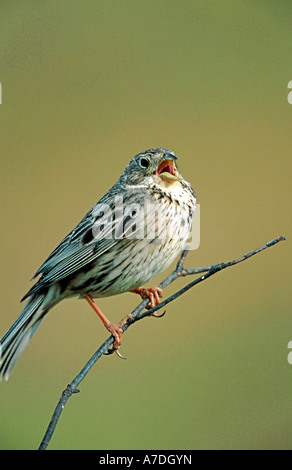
[156,152,179,182]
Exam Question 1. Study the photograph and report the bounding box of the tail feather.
[0,294,46,381]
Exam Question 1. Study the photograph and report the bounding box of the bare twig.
[38,235,286,450]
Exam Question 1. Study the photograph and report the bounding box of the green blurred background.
[0,0,291,450]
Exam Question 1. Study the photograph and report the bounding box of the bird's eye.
[139,157,150,169]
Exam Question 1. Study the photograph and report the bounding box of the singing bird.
[0,148,196,380]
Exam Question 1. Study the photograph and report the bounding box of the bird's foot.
[131,286,164,315]
[103,322,126,359]
[83,294,126,359]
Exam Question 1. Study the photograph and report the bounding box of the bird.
[0,148,196,380]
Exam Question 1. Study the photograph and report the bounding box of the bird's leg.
[83,294,125,358]
[131,286,164,316]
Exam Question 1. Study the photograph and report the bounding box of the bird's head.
[121,148,181,186]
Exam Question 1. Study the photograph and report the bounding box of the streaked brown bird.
[0,148,196,380]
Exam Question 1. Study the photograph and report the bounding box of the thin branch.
[38,235,286,450]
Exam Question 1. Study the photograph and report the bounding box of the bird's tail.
[0,293,49,381]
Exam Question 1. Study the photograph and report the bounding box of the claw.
[103,349,113,356]
[104,346,127,359]
[115,349,127,360]
[151,309,166,318]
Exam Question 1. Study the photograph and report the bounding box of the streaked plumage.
[0,148,196,380]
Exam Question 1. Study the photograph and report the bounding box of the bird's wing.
[22,192,150,300]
